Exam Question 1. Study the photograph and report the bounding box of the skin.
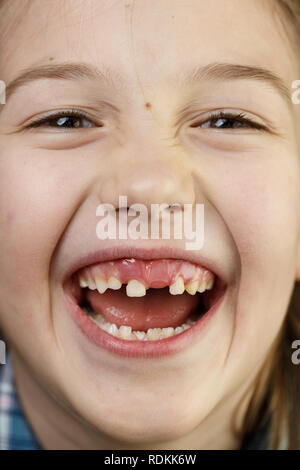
[0,0,300,450]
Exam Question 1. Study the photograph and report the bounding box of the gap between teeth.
[79,275,214,297]
[87,310,196,341]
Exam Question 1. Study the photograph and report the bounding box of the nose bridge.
[102,136,196,208]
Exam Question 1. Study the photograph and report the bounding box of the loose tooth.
[95,277,108,294]
[108,276,122,290]
[119,325,132,339]
[169,276,185,295]
[126,279,146,297]
[79,277,88,288]
[185,280,199,295]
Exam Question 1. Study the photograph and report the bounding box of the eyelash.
[25,109,101,129]
[191,111,267,131]
[24,109,267,132]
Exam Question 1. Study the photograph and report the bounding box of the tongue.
[86,287,200,331]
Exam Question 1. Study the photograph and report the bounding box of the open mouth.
[65,258,226,352]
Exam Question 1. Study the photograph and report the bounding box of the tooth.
[197,280,207,293]
[126,279,146,297]
[134,330,146,341]
[119,325,132,339]
[206,278,214,290]
[185,280,199,295]
[87,277,97,290]
[79,277,88,288]
[94,314,106,326]
[108,323,118,336]
[146,328,161,340]
[95,277,108,294]
[162,327,175,337]
[175,326,184,334]
[169,276,185,295]
[108,276,122,290]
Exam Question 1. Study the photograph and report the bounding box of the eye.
[192,111,267,131]
[25,110,99,129]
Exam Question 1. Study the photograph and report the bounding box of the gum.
[78,258,214,289]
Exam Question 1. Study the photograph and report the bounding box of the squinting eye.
[192,111,266,131]
[26,111,98,129]
[201,117,247,129]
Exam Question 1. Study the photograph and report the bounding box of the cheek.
[213,149,300,275]
[212,148,300,359]
[0,145,85,293]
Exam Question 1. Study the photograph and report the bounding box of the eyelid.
[190,110,268,131]
[23,108,103,129]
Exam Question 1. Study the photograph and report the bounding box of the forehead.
[0,0,297,91]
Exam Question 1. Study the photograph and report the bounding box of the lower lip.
[65,291,225,359]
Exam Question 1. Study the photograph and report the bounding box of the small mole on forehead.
[145,102,152,109]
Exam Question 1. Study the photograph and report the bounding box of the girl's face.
[0,0,300,449]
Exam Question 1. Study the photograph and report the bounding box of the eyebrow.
[4,62,126,101]
[2,61,292,107]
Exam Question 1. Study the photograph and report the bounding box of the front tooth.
[108,276,122,290]
[169,276,185,295]
[126,279,146,297]
[95,277,108,294]
[185,280,199,295]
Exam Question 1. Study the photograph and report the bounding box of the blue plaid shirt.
[0,354,41,450]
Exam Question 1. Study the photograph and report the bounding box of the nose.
[96,140,196,209]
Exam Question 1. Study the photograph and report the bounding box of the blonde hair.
[0,0,300,450]
[239,0,300,450]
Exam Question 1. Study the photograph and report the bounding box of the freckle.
[171,15,175,19]
[125,3,131,7]
[48,57,54,61]
[145,102,152,110]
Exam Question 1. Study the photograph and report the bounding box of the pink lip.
[64,285,226,359]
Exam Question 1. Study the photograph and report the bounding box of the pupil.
[214,118,243,129]
[56,117,81,128]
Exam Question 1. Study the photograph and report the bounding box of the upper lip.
[62,243,227,286]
